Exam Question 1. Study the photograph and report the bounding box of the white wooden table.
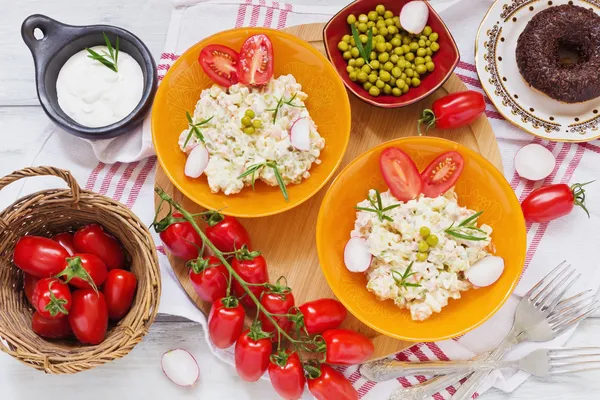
[1,0,599,399]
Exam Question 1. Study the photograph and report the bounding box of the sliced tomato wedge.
[380,147,423,202]
[238,34,274,85]
[199,45,239,87]
[420,151,464,198]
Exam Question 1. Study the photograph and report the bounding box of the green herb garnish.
[355,189,400,222]
[445,211,488,241]
[237,161,289,201]
[183,112,214,148]
[350,24,373,67]
[392,261,421,288]
[266,93,306,123]
[86,32,120,72]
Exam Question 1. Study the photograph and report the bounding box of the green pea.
[379,70,391,82]
[347,15,357,25]
[346,65,354,73]
[376,20,386,29]
[337,41,348,52]
[363,81,373,91]
[391,67,402,78]
[405,52,415,62]
[418,240,430,253]
[384,10,394,19]
[367,21,375,28]
[357,22,368,33]
[343,51,352,60]
[358,14,368,23]
[368,60,379,70]
[419,226,430,237]
[394,47,404,55]
[405,68,414,78]
[397,60,407,69]
[245,109,255,118]
[385,42,393,52]
[361,65,372,74]
[379,27,388,36]
[388,55,398,65]
[396,79,406,89]
[350,37,356,46]
[401,73,407,80]
[416,64,427,75]
[369,86,381,97]
[349,71,358,81]
[241,116,252,126]
[359,34,368,44]
[372,27,379,35]
[416,48,427,57]
[403,85,409,93]
[252,119,262,129]
[426,235,439,247]
[418,39,426,48]
[375,42,386,53]
[389,76,396,87]
[383,84,392,95]
[368,10,378,21]
[243,126,255,135]
[423,26,433,36]
[412,77,421,87]
[357,71,368,83]
[378,52,389,63]
[426,40,431,47]
[348,59,356,68]
[370,51,377,61]
[383,18,393,28]
[383,61,394,71]
[424,56,432,63]
[426,61,435,72]
[376,4,385,15]
[368,73,378,83]
[392,87,402,97]
[355,58,366,68]
[429,32,439,42]
[350,47,360,58]
[388,26,398,35]
[375,79,385,89]
[408,42,418,52]
[426,48,433,56]
[431,42,440,52]
[391,37,402,48]
[375,34,385,43]
[416,252,428,262]
[415,57,425,65]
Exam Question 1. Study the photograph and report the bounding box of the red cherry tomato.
[68,289,109,345]
[58,254,108,290]
[159,213,203,261]
[208,298,245,349]
[32,278,72,319]
[231,252,269,308]
[522,182,592,222]
[23,273,40,309]
[380,147,423,202]
[259,290,295,335]
[322,329,374,365]
[103,269,137,320]
[268,352,306,400]
[420,151,465,198]
[418,90,486,134]
[31,311,72,339]
[51,232,77,256]
[298,298,347,335]
[205,212,251,253]
[13,236,69,278]
[189,256,229,303]
[73,224,125,270]
[235,329,273,382]
[238,34,274,86]
[308,364,358,400]
[199,44,239,87]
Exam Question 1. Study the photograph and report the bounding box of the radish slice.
[400,1,429,34]
[161,349,200,387]
[290,118,311,151]
[185,143,209,178]
[465,256,505,287]
[344,237,372,273]
[514,144,555,181]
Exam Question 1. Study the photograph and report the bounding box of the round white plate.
[475,0,600,142]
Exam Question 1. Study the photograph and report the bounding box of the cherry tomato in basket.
[298,298,347,335]
[103,269,137,320]
[418,90,486,135]
[322,329,374,365]
[208,297,245,349]
[159,213,203,261]
[204,212,251,253]
[235,329,273,382]
[308,364,358,400]
[199,44,239,87]
[238,34,274,86]
[269,351,306,400]
[420,151,465,198]
[68,289,108,345]
[57,254,108,290]
[32,278,72,319]
[23,273,40,309]
[13,236,69,278]
[73,224,126,270]
[521,182,592,223]
[51,232,77,256]
[189,256,229,303]
[380,147,423,202]
[231,250,269,308]
[31,311,72,339]
[259,289,295,336]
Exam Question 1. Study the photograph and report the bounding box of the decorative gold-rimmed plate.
[475,0,600,142]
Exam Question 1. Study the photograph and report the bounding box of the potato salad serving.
[344,148,505,321]
[183,34,325,201]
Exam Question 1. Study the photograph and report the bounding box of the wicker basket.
[0,166,161,374]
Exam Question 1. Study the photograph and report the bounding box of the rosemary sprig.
[350,24,373,67]
[445,211,488,241]
[183,112,214,148]
[266,93,306,123]
[392,261,421,288]
[237,161,289,201]
[86,32,120,72]
[355,189,400,222]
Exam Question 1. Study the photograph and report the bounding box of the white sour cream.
[56,46,144,128]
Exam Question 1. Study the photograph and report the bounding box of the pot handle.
[0,166,82,204]
[21,14,77,73]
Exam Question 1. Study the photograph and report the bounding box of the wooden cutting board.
[154,23,503,360]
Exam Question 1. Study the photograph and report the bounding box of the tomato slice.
[420,151,464,198]
[379,147,423,202]
[199,45,239,87]
[238,34,274,85]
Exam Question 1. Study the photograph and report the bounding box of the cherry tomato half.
[31,311,72,339]
[420,151,465,198]
[235,330,273,382]
[205,213,251,254]
[13,236,69,278]
[322,329,374,365]
[231,253,269,308]
[308,364,358,400]
[51,232,77,256]
[268,352,306,400]
[73,224,126,270]
[522,182,591,223]
[238,34,274,86]
[159,213,203,261]
[298,298,347,335]
[199,44,239,87]
[208,298,245,349]
[189,256,229,303]
[380,147,423,202]
[259,291,295,335]
[58,254,108,290]
[103,269,137,320]
[32,278,72,319]
[68,289,109,345]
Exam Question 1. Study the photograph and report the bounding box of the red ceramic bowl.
[323,0,460,108]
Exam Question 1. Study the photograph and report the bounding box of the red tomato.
[32,278,72,319]
[418,91,486,134]
[238,34,274,85]
[199,44,239,87]
[58,254,108,290]
[522,182,591,222]
[68,289,109,345]
[235,329,273,382]
[23,273,40,309]
[208,298,245,349]
[380,147,423,202]
[268,352,306,400]
[322,329,374,365]
[259,291,295,335]
[51,232,77,256]
[189,256,229,303]
[103,269,137,320]
[158,213,203,261]
[73,224,126,270]
[298,298,347,335]
[31,311,72,339]
[231,253,269,308]
[205,213,251,253]
[308,364,358,400]
[13,236,69,278]
[420,151,465,198]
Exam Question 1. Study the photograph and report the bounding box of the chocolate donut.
[516,4,600,103]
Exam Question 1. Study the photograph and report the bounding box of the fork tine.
[550,298,595,326]
[530,264,572,305]
[524,261,567,298]
[553,302,600,335]
[549,296,595,322]
[552,290,593,314]
[537,271,580,312]
[549,347,600,361]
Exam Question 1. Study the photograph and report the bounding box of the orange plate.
[152,28,351,218]
[316,137,526,342]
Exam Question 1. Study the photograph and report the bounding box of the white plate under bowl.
[475,0,600,142]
